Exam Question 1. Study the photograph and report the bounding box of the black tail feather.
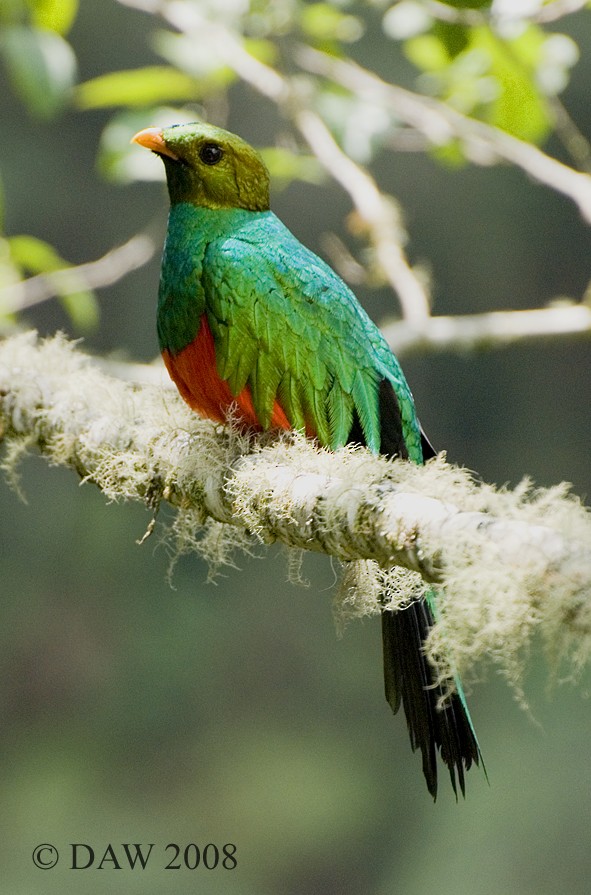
[382,598,481,799]
[348,376,481,797]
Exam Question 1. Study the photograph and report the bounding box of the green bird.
[132,121,482,798]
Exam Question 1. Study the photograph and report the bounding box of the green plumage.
[159,202,422,456]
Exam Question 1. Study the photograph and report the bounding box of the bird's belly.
[162,316,291,431]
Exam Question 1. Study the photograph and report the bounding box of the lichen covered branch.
[1,332,590,684]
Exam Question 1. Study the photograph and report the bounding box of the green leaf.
[432,20,470,58]
[243,38,278,66]
[27,0,79,35]
[471,27,550,142]
[0,25,76,118]
[260,147,324,188]
[75,66,201,110]
[405,34,450,71]
[300,3,363,43]
[0,0,25,26]
[58,289,99,331]
[405,23,554,143]
[8,235,65,273]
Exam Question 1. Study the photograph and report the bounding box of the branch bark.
[383,302,591,354]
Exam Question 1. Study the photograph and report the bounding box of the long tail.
[349,378,482,796]
[381,596,482,799]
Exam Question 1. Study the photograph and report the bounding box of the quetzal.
[132,121,482,798]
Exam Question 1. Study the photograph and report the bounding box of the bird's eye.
[199,143,224,166]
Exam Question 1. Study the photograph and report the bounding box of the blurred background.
[1,1,591,893]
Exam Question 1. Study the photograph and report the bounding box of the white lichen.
[1,331,591,693]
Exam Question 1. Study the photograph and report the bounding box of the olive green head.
[132,122,270,211]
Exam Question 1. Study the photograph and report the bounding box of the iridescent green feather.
[327,378,354,447]
[196,209,422,455]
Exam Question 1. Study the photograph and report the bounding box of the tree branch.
[1,332,590,681]
[383,302,591,355]
[117,0,591,345]
[423,0,589,26]
[297,49,591,225]
[0,234,155,314]
[293,110,431,323]
[534,0,590,24]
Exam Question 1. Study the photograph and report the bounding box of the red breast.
[162,315,291,431]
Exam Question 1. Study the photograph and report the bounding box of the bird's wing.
[203,225,420,455]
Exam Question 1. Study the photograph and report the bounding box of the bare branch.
[533,0,590,23]
[548,96,591,173]
[383,303,591,355]
[0,234,155,314]
[292,110,431,323]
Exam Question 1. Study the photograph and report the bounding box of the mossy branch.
[1,332,590,685]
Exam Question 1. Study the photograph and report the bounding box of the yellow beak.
[130,127,179,161]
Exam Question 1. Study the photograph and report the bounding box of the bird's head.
[131,122,270,211]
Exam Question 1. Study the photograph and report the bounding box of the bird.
[132,121,482,798]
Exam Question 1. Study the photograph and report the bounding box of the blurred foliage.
[75,66,205,110]
[78,0,582,173]
[0,0,78,117]
[404,25,551,140]
[1,235,98,329]
[0,0,587,332]
[0,0,99,330]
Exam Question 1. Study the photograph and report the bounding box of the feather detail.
[251,352,283,429]
[277,373,307,433]
[381,598,482,800]
[327,378,354,448]
[303,381,331,447]
[351,369,381,454]
[350,376,483,797]
[226,330,258,396]
[162,317,290,431]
